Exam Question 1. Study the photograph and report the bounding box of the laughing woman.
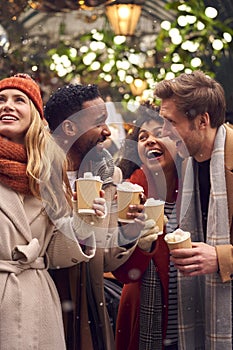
[113,102,183,350]
[0,74,106,350]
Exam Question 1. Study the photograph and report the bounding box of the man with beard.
[155,70,233,350]
[44,84,152,350]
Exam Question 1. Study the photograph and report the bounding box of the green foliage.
[156,0,233,77]
[0,0,232,106]
[44,0,233,102]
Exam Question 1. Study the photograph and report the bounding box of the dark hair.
[44,84,101,131]
[154,70,226,128]
[116,101,163,179]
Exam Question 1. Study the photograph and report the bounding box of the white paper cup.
[144,198,165,234]
[117,182,143,223]
[76,172,103,215]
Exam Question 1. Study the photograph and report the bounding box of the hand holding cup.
[138,219,160,251]
[117,182,144,223]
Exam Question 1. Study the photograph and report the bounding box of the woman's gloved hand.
[138,219,160,251]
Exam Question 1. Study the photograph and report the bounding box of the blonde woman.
[0,74,105,349]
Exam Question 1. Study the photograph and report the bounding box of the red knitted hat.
[0,73,44,118]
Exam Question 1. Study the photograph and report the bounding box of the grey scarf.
[78,148,115,183]
[178,125,232,350]
[90,148,115,182]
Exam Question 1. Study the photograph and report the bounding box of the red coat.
[113,166,171,350]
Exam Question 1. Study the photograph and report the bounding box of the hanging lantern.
[130,78,147,96]
[105,2,142,36]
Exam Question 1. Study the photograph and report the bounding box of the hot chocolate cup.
[144,198,165,234]
[164,229,192,251]
[76,172,103,215]
[117,182,143,223]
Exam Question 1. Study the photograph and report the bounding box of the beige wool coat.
[0,184,95,350]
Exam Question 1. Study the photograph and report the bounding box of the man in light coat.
[44,84,150,350]
[155,70,233,350]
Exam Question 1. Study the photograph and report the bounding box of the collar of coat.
[224,123,233,170]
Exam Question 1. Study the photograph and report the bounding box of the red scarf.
[0,137,30,194]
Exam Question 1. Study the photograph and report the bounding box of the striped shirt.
[164,202,178,347]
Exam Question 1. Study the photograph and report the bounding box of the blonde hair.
[25,101,72,218]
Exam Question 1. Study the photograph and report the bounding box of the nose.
[1,99,14,111]
[102,123,111,137]
[162,119,173,138]
[145,134,157,146]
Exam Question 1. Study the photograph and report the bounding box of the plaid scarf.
[140,260,163,350]
[139,202,178,350]
[0,137,29,194]
[178,125,232,349]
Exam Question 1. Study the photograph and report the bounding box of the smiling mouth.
[146,149,163,159]
[97,137,107,145]
[0,116,18,121]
